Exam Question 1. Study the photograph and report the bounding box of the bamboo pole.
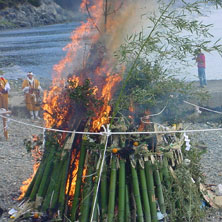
[41,158,60,211]
[93,201,99,222]
[131,162,144,222]
[162,157,171,188]
[70,138,87,221]
[101,159,108,221]
[139,164,151,222]
[145,161,158,222]
[29,148,55,201]
[125,184,131,222]
[24,166,38,198]
[118,158,125,222]
[107,155,117,222]
[153,164,166,216]
[37,157,54,198]
[58,152,70,216]
[89,134,109,222]
[79,153,94,222]
[49,159,64,209]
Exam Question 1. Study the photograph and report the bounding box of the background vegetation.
[112,0,222,124]
[0,0,41,9]
[0,0,82,10]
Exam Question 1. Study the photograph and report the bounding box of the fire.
[18,145,42,200]
[92,73,121,131]
[66,152,80,197]
[20,0,148,207]
[42,0,131,131]
[18,162,40,200]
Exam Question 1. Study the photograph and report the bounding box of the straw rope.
[0,99,222,136]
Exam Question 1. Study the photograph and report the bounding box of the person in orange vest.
[22,72,43,120]
[0,71,10,111]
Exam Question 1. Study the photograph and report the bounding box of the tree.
[112,0,222,124]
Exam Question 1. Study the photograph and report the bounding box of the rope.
[1,97,222,137]
[89,125,110,222]
[1,114,222,136]
[0,114,102,135]
[42,128,46,149]
[183,100,222,114]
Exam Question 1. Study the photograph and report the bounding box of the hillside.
[0,0,83,30]
[0,0,41,9]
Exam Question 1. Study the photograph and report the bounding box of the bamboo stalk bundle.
[16,121,206,222]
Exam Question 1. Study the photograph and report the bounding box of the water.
[0,22,80,80]
[0,6,222,81]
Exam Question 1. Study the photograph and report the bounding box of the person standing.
[0,71,10,110]
[22,72,43,120]
[195,49,207,87]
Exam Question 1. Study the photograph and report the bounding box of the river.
[0,6,222,81]
[0,21,80,80]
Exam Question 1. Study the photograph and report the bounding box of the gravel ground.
[187,122,222,222]
[1,109,222,221]
[0,116,43,222]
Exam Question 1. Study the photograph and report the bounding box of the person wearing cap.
[0,71,10,110]
[22,72,43,120]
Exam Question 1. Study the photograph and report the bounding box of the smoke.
[53,0,157,80]
[104,0,157,58]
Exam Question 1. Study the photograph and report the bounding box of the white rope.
[141,100,222,124]
[1,114,222,135]
[42,128,46,149]
[108,128,222,135]
[90,125,110,222]
[184,100,222,114]
[0,114,102,135]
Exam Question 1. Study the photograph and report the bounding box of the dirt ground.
[0,81,47,221]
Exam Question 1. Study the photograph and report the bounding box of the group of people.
[0,71,43,120]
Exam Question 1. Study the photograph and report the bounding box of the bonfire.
[10,0,206,221]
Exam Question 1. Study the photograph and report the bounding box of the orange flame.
[92,73,121,131]
[18,146,42,200]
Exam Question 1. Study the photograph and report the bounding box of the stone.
[216,184,222,196]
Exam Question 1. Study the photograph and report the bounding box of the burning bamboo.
[12,0,207,221]
[16,121,205,222]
